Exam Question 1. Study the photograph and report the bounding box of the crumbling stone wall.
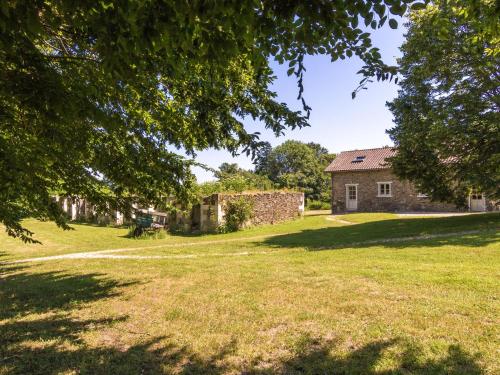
[204,191,304,228]
[330,170,463,213]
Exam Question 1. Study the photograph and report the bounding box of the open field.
[1,213,499,374]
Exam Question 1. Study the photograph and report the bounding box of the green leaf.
[389,19,398,29]
[379,15,387,28]
[351,16,359,28]
[411,3,427,11]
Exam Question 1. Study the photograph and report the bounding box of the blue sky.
[193,24,406,182]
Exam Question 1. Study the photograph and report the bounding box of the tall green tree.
[214,162,274,191]
[1,0,414,240]
[387,0,499,206]
[254,140,335,201]
[196,162,274,197]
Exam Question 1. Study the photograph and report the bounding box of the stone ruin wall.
[214,191,305,226]
[56,191,307,231]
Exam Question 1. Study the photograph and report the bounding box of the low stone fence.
[198,191,304,231]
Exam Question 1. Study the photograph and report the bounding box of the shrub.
[306,200,330,210]
[220,198,253,232]
[127,225,167,239]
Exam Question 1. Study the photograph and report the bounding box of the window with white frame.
[377,182,392,197]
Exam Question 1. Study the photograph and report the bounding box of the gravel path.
[326,216,356,225]
[3,250,276,263]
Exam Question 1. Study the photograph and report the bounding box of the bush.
[306,200,330,210]
[220,198,253,232]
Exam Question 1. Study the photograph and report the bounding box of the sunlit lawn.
[1,213,499,374]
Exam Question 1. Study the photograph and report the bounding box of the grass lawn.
[1,213,499,374]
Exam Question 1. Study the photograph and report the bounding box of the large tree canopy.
[387,0,499,206]
[254,140,335,201]
[1,0,416,240]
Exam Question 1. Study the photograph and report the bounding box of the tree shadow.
[261,214,499,251]
[0,263,27,277]
[0,265,241,374]
[1,319,238,375]
[0,331,485,375]
[248,336,484,375]
[0,266,138,319]
[0,255,490,374]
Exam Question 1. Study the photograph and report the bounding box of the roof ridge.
[325,146,396,172]
[338,146,395,154]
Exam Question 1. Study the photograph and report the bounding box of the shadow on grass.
[0,265,484,374]
[0,329,484,374]
[249,336,484,375]
[0,236,491,374]
[0,265,138,319]
[0,338,236,375]
[261,214,499,250]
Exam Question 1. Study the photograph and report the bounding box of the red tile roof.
[325,147,396,172]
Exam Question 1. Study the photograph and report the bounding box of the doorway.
[346,184,358,211]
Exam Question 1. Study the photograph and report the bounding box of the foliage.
[254,140,335,201]
[306,200,331,210]
[216,163,275,191]
[214,163,245,179]
[219,198,253,232]
[196,162,275,198]
[387,0,500,205]
[1,0,415,240]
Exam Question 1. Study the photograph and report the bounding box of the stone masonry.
[331,169,462,213]
[200,191,305,230]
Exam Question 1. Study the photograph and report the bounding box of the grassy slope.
[0,213,499,374]
[1,213,498,260]
[0,215,342,261]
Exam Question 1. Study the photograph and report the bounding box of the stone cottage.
[325,147,494,213]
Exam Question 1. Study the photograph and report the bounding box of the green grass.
[1,213,499,374]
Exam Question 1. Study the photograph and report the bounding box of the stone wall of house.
[203,191,304,228]
[330,170,463,213]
